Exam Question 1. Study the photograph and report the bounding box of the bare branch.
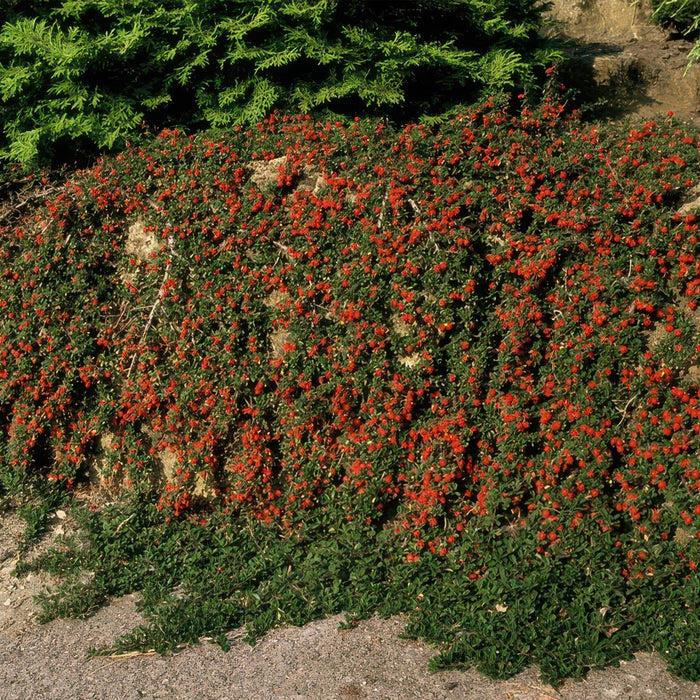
[126,235,175,378]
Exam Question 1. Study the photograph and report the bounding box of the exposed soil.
[545,0,700,126]
[3,2,700,698]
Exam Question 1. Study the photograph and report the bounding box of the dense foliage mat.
[0,0,559,165]
[3,101,700,684]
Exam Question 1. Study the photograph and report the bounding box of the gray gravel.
[2,511,700,700]
[3,595,700,700]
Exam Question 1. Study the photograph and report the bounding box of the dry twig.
[126,235,174,378]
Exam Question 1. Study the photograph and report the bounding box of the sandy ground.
[2,511,700,700]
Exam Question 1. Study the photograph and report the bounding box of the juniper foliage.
[0,0,559,164]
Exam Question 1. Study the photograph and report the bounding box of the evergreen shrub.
[0,0,558,165]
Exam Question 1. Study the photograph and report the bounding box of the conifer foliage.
[0,0,558,164]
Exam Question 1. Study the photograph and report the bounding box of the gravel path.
[3,593,700,700]
[2,512,700,700]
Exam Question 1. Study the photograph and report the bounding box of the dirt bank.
[545,0,700,125]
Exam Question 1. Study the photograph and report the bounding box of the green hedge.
[0,0,559,165]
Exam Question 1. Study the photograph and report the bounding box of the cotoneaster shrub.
[3,101,700,683]
[0,0,560,166]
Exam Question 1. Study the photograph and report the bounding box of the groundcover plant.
[1,100,700,684]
